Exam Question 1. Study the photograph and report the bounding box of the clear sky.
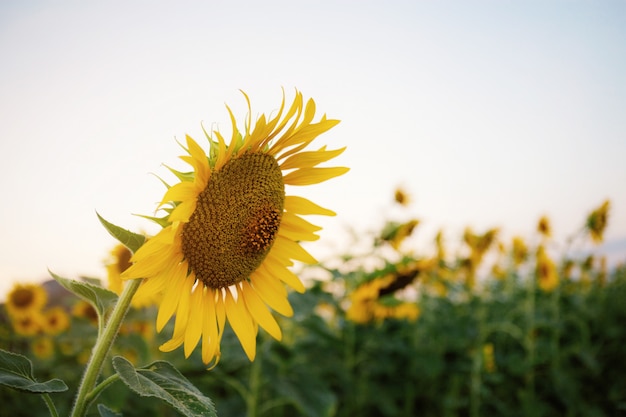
[1,1,625,297]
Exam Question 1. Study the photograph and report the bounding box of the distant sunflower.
[393,187,411,206]
[106,243,157,308]
[72,300,99,326]
[5,283,47,318]
[586,199,610,244]
[11,312,44,337]
[106,244,133,295]
[537,215,552,238]
[122,90,348,365]
[42,306,70,335]
[31,337,55,360]
[536,246,559,292]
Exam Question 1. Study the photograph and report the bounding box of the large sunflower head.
[5,283,48,319]
[122,90,348,365]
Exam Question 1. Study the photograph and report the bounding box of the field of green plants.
[1,195,624,417]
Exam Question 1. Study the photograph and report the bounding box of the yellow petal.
[224,291,257,361]
[283,167,349,186]
[241,281,282,341]
[200,289,219,365]
[250,267,293,317]
[279,212,322,242]
[273,235,317,265]
[159,273,194,352]
[160,182,198,206]
[280,146,346,170]
[284,196,336,216]
[184,285,204,358]
[262,252,306,293]
[156,263,190,331]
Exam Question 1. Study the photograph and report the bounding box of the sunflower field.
[0,93,624,417]
[1,194,624,417]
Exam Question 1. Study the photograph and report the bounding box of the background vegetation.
[1,195,624,417]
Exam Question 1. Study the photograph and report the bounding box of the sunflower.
[31,337,55,360]
[106,244,133,295]
[586,199,610,244]
[72,300,99,326]
[5,283,48,318]
[393,187,411,206]
[537,215,552,238]
[511,236,528,266]
[11,312,44,337]
[122,90,348,365]
[106,243,158,308]
[42,306,70,335]
[536,246,559,292]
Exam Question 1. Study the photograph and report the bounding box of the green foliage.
[96,213,145,254]
[0,349,67,393]
[48,270,118,321]
[112,356,217,417]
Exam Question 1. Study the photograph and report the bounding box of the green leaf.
[97,404,123,417]
[96,212,146,254]
[0,349,68,393]
[49,270,118,318]
[113,356,217,417]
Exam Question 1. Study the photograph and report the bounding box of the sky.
[1,1,625,297]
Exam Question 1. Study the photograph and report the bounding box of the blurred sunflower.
[379,219,420,250]
[42,306,70,335]
[537,215,552,238]
[536,246,558,292]
[106,243,158,308]
[586,199,610,243]
[11,312,44,337]
[122,90,348,365]
[31,337,55,360]
[72,300,99,326]
[5,283,47,318]
[393,187,411,206]
[482,343,496,373]
[511,236,528,266]
[106,244,133,295]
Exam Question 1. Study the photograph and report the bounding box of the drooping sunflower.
[122,90,348,365]
[5,283,48,319]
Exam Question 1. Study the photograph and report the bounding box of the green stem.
[70,278,142,417]
[246,342,263,417]
[41,393,60,417]
[525,270,536,417]
[470,301,486,417]
[85,373,120,411]
[551,284,561,371]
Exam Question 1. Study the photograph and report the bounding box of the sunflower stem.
[70,278,142,417]
[41,393,60,417]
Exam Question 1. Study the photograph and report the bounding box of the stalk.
[69,278,142,417]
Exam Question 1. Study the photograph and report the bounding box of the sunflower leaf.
[96,212,146,254]
[97,403,123,417]
[112,356,217,417]
[48,270,118,318]
[0,349,68,393]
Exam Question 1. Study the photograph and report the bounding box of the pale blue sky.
[1,1,625,296]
